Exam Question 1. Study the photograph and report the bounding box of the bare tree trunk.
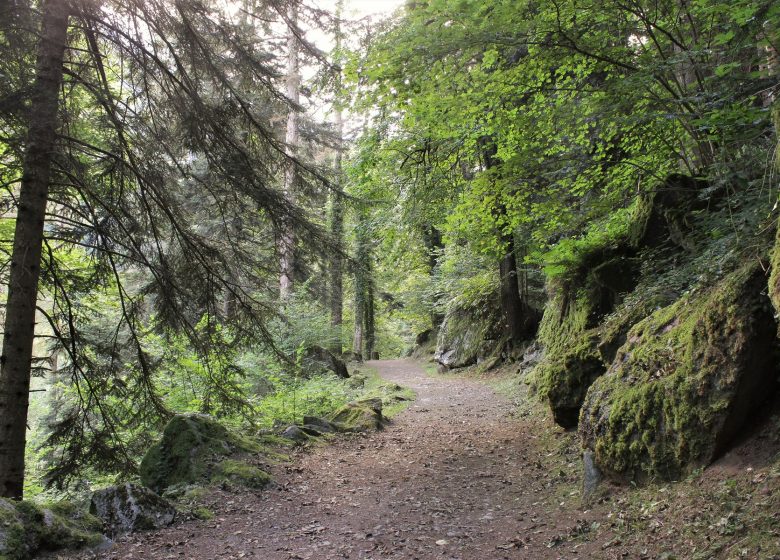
[422,225,444,327]
[329,107,344,353]
[329,5,345,353]
[499,234,534,346]
[352,271,364,361]
[479,138,534,349]
[365,273,376,359]
[353,210,371,361]
[0,0,69,500]
[279,4,299,298]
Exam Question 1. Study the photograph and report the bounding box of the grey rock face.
[90,483,176,537]
[582,450,603,504]
[280,425,310,442]
[302,345,350,378]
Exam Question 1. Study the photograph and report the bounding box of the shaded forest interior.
[2,0,780,558]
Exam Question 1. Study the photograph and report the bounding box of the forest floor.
[58,359,780,560]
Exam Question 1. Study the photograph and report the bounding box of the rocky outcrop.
[0,498,104,559]
[280,424,310,442]
[409,328,438,360]
[328,398,386,432]
[302,345,349,378]
[434,295,503,370]
[579,264,777,482]
[90,483,176,537]
[533,174,718,428]
[769,226,780,323]
[140,413,271,493]
[533,244,640,428]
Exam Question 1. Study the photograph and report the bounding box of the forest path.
[74,359,600,560]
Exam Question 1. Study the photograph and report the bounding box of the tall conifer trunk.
[0,0,69,499]
[279,4,299,298]
[328,4,345,354]
[365,273,376,359]
[353,210,372,361]
[329,110,344,352]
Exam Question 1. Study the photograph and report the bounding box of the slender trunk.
[479,138,530,348]
[279,4,299,298]
[352,270,364,361]
[499,234,527,346]
[353,211,371,361]
[222,224,239,322]
[329,8,345,353]
[422,225,444,327]
[0,0,69,499]
[365,272,375,359]
[328,111,344,353]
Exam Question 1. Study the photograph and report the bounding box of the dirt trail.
[73,359,603,560]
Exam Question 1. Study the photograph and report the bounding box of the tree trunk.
[365,272,375,359]
[329,116,344,353]
[352,270,364,362]
[353,211,372,361]
[279,4,299,298]
[0,0,69,500]
[328,9,345,354]
[479,138,532,349]
[422,225,444,327]
[499,234,528,346]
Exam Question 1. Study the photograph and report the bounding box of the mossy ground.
[356,365,416,419]
[0,499,104,560]
[213,459,271,489]
[140,365,414,503]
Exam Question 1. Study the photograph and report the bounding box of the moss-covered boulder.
[301,345,349,379]
[140,413,268,493]
[90,483,176,538]
[533,244,639,428]
[410,328,438,360]
[328,398,385,432]
[534,175,716,428]
[434,295,504,370]
[769,225,780,322]
[0,498,104,559]
[579,263,777,482]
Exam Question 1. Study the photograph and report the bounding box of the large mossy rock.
[434,295,503,370]
[410,328,437,360]
[579,264,777,482]
[534,174,716,429]
[140,413,268,493]
[533,245,640,428]
[769,225,780,322]
[0,498,104,559]
[301,345,349,379]
[328,398,385,432]
[90,483,176,538]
